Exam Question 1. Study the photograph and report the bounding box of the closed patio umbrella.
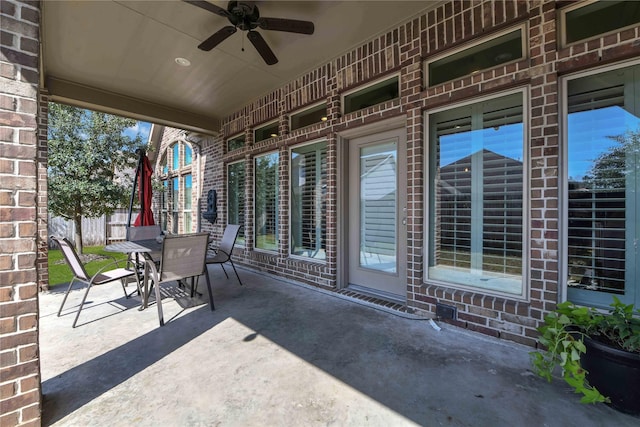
[128,149,155,227]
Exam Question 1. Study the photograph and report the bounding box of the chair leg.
[204,267,215,311]
[190,276,202,298]
[123,273,142,299]
[219,263,229,279]
[155,277,164,327]
[72,281,95,328]
[58,278,77,317]
[229,260,243,286]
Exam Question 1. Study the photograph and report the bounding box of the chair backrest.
[126,225,162,241]
[219,224,242,255]
[159,232,210,282]
[50,236,90,281]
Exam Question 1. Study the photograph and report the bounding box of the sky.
[123,121,152,142]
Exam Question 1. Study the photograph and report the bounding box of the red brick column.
[0,1,43,425]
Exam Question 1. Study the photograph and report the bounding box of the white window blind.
[567,80,627,295]
[429,93,524,295]
[291,142,327,259]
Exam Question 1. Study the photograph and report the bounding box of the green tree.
[584,128,640,189]
[48,103,143,253]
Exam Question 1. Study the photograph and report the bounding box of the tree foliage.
[48,103,143,252]
[583,128,640,189]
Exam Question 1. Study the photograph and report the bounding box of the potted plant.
[530,296,640,416]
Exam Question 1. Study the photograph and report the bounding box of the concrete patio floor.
[39,266,639,427]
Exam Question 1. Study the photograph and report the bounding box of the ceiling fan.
[183,0,315,65]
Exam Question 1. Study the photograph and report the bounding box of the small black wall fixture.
[202,189,218,224]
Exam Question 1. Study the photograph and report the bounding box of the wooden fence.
[48,208,137,248]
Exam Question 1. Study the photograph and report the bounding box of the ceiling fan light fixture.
[175,57,191,67]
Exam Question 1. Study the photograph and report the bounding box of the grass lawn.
[48,245,129,288]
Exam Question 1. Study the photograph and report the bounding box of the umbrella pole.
[127,149,144,227]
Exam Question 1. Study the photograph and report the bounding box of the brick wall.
[0,0,43,425]
[155,0,640,347]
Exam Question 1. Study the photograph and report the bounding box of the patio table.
[105,239,163,309]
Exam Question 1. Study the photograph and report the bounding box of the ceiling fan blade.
[247,31,278,65]
[182,0,229,18]
[198,26,237,51]
[257,17,314,35]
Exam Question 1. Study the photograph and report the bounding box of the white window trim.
[423,87,530,300]
[424,24,527,88]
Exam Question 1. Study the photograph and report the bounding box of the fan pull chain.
[241,32,245,52]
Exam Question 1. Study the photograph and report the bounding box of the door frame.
[337,116,407,299]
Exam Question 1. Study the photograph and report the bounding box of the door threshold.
[342,284,406,306]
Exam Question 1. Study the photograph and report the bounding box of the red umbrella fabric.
[133,154,155,226]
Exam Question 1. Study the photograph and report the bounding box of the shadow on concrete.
[40,268,639,426]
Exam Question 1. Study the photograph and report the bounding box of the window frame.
[160,179,168,232]
[559,0,640,47]
[423,88,530,300]
[253,150,280,252]
[424,25,526,88]
[171,176,180,234]
[184,144,193,166]
[254,120,279,143]
[559,59,640,308]
[172,143,180,170]
[227,160,246,247]
[227,133,246,152]
[341,74,400,115]
[289,138,328,262]
[183,173,193,233]
[289,102,328,131]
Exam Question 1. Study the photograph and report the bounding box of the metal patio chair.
[206,224,243,286]
[52,235,139,328]
[145,232,213,326]
[126,225,162,259]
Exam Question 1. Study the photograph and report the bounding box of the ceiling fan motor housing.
[228,1,259,31]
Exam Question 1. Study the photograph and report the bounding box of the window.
[255,121,279,143]
[290,141,327,260]
[160,154,168,175]
[172,177,179,234]
[161,140,193,234]
[565,63,640,308]
[427,28,524,87]
[427,92,525,295]
[343,76,399,115]
[184,145,192,166]
[228,161,245,246]
[227,134,245,152]
[172,143,179,170]
[184,174,192,232]
[255,152,279,251]
[563,0,640,46]
[161,180,168,231]
[290,103,328,131]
